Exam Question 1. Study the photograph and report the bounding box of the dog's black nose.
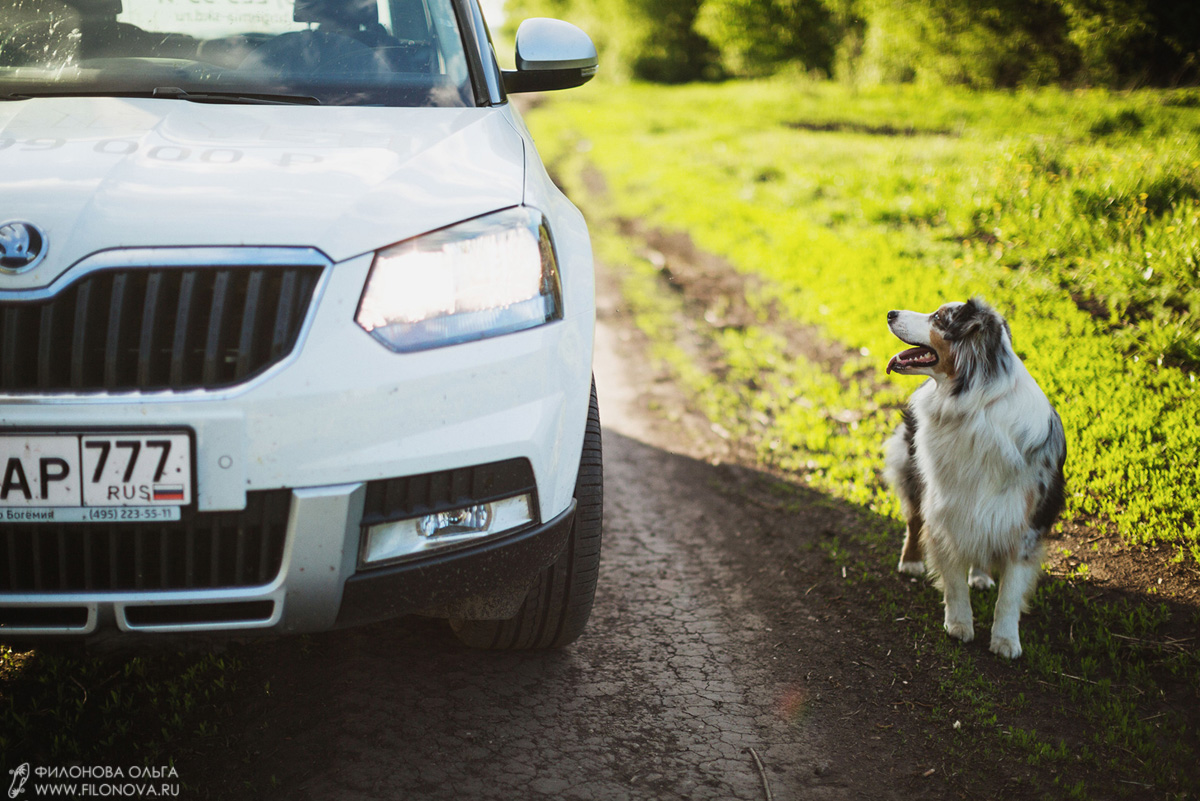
[887,310,899,322]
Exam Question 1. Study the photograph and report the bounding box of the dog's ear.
[947,297,1013,397]
[942,298,989,341]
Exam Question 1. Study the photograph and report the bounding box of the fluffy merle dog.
[883,298,1066,659]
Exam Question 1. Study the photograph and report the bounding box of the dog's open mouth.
[887,345,939,373]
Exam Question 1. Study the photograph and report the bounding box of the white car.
[0,0,602,649]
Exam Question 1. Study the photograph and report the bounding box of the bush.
[1062,0,1200,87]
[846,0,1200,87]
[850,0,1075,87]
[630,0,723,82]
[695,0,838,77]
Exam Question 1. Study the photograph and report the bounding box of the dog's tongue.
[887,346,937,373]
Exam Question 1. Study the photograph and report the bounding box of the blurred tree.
[848,0,1197,87]
[1060,0,1200,85]
[695,0,838,77]
[851,0,1073,87]
[632,0,722,82]
[503,0,1199,86]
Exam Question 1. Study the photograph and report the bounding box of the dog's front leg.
[991,559,1039,659]
[941,565,974,642]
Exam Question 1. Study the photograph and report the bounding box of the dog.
[883,298,1065,659]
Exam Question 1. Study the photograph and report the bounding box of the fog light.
[419,505,491,537]
[362,493,535,566]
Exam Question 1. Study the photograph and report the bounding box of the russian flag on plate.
[153,485,185,502]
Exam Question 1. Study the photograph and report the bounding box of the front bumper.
[0,485,575,640]
[0,235,595,641]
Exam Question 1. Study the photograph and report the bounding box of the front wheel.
[450,379,603,650]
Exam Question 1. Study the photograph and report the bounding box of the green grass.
[527,76,1200,797]
[0,644,241,791]
[528,77,1200,560]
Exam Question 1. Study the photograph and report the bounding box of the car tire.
[450,378,603,650]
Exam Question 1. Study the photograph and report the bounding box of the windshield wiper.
[1,87,320,105]
[148,87,321,105]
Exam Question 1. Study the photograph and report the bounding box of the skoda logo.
[0,221,48,274]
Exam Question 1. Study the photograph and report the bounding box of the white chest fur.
[910,375,1052,566]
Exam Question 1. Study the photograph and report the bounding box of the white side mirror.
[503,18,598,94]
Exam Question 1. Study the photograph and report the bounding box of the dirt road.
[219,267,930,800]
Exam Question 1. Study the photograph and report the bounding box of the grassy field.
[525,77,1200,798]
[528,78,1200,560]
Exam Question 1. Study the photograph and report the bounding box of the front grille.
[362,459,538,526]
[0,266,322,393]
[0,490,291,592]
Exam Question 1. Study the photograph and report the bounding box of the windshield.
[0,0,475,106]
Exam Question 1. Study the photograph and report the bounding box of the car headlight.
[356,207,564,352]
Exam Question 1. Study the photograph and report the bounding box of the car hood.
[0,98,525,287]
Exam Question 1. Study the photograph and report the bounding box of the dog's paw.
[968,567,995,590]
[897,560,925,576]
[989,635,1022,659]
[944,619,975,642]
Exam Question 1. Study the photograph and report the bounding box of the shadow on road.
[186,429,1199,800]
[200,429,909,800]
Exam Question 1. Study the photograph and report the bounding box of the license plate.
[0,432,192,523]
